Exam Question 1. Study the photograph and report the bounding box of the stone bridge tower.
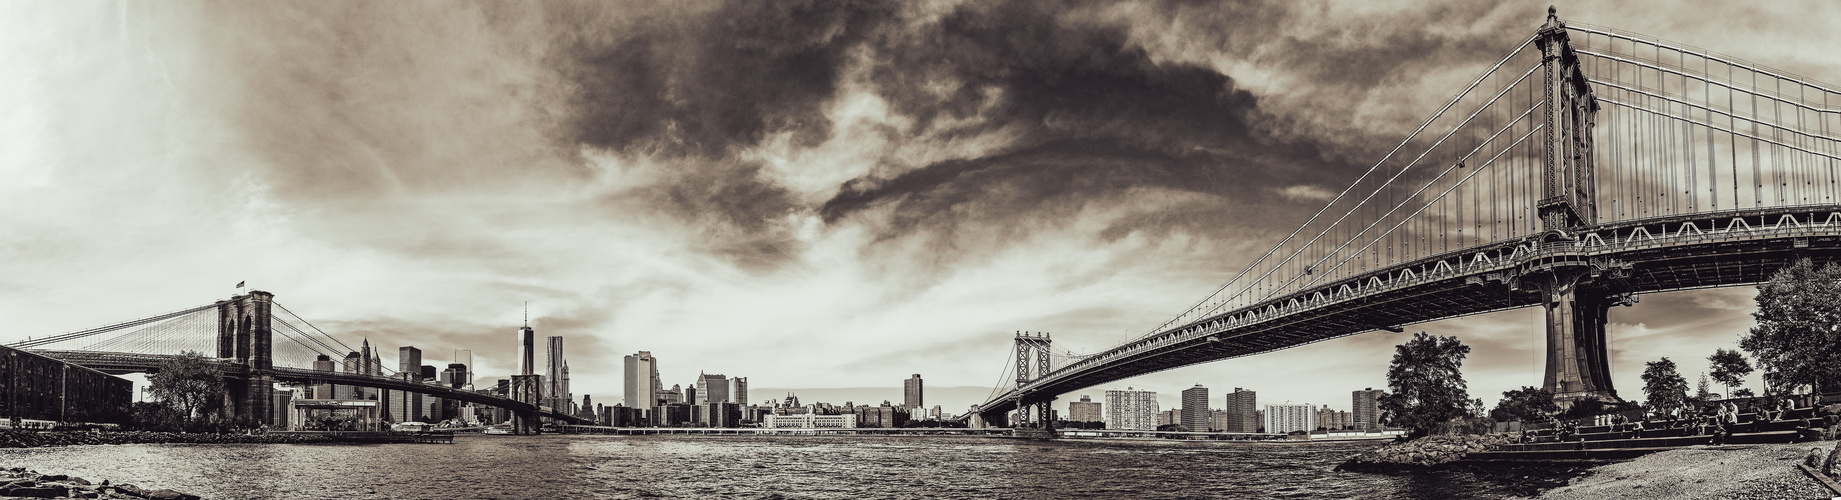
[216,291,275,426]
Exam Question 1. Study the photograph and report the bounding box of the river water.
[0,435,1583,499]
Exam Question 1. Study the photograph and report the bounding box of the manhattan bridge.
[982,9,1841,429]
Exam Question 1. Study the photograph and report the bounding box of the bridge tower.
[1526,7,1628,405]
[215,291,276,427]
[1011,331,1056,438]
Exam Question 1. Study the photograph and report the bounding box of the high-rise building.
[1353,387,1385,432]
[517,325,536,376]
[544,336,571,414]
[1068,395,1102,423]
[311,354,336,400]
[1181,384,1210,431]
[1222,387,1258,433]
[453,349,473,388]
[1264,403,1316,434]
[697,373,729,405]
[904,374,923,411]
[1103,388,1158,430]
[728,377,748,406]
[624,351,659,417]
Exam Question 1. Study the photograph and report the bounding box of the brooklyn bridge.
[4,290,588,432]
[984,9,1841,428]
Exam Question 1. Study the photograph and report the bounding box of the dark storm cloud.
[554,0,899,155]
[818,1,1363,245]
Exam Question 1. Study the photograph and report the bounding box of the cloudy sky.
[4,1,1839,415]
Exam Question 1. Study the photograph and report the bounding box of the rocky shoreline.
[0,467,199,499]
[1536,442,1834,499]
[1336,433,1516,471]
[0,430,333,448]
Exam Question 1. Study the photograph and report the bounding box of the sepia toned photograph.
[4,1,1841,498]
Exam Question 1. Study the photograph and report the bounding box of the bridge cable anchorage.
[1138,34,1541,339]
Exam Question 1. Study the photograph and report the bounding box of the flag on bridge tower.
[236,281,245,288]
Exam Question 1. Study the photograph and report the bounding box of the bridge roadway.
[32,351,591,425]
[978,206,1841,419]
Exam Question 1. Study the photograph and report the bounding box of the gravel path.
[1536,443,1837,499]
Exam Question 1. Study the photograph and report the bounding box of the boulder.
[144,488,201,500]
[0,484,70,498]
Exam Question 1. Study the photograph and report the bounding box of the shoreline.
[0,429,336,448]
[0,467,199,499]
[1531,442,1834,499]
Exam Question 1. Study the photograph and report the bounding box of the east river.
[0,435,1584,499]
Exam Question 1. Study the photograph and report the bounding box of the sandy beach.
[1535,443,1837,499]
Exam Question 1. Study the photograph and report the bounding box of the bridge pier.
[1523,260,1633,405]
[217,291,276,427]
[509,374,543,434]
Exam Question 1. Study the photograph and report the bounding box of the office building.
[904,374,923,411]
[1181,384,1210,431]
[624,351,660,417]
[517,325,536,376]
[697,373,729,405]
[1222,387,1258,433]
[1264,403,1316,434]
[1104,388,1158,431]
[1353,388,1385,432]
[728,377,748,406]
[1068,395,1102,424]
[453,349,473,388]
[545,336,571,414]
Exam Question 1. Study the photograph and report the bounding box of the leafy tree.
[1641,357,1689,412]
[1695,373,1715,402]
[1741,259,1841,395]
[1490,386,1559,422]
[1379,332,1472,437]
[1708,348,1753,397]
[148,350,227,431]
[1733,388,1756,398]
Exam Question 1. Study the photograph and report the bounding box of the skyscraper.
[396,346,424,422]
[697,373,729,405]
[624,351,659,417]
[904,374,923,411]
[517,325,536,376]
[1104,388,1158,430]
[1352,387,1385,432]
[1223,387,1258,433]
[1181,384,1210,431]
[728,377,748,406]
[453,349,473,388]
[544,336,569,414]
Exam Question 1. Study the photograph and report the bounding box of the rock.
[1826,441,1841,477]
[144,488,200,500]
[0,485,70,498]
[1806,447,1824,468]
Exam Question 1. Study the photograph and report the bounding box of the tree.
[1640,357,1689,412]
[1694,373,1715,402]
[1708,348,1754,397]
[1741,259,1841,395]
[1733,388,1756,398]
[1379,332,1472,437]
[148,350,227,431]
[1490,386,1559,422]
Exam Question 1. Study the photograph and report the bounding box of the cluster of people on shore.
[1523,393,1822,445]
